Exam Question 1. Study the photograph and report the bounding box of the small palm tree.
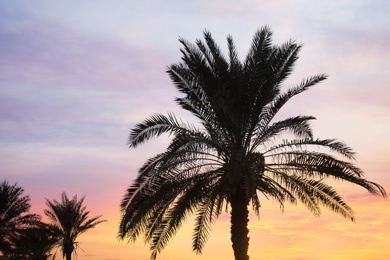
[0,180,40,256]
[7,221,59,260]
[118,27,386,260]
[44,192,105,260]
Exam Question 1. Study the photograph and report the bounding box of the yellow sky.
[72,186,389,260]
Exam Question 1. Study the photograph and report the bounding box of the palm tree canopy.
[6,221,59,260]
[0,180,40,255]
[119,26,386,259]
[44,192,106,260]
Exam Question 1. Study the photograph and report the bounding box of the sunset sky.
[1,1,389,259]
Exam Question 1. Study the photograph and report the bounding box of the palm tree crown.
[0,180,40,256]
[44,192,106,260]
[119,26,386,260]
[6,221,59,260]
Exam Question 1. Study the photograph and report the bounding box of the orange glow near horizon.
[42,186,389,260]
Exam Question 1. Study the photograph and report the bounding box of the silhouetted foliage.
[5,221,59,260]
[0,180,40,256]
[44,193,106,260]
[119,26,386,260]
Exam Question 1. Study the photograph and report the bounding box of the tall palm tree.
[44,192,105,260]
[0,180,40,256]
[118,26,386,260]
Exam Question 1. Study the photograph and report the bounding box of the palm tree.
[6,221,59,260]
[44,192,105,260]
[118,26,386,260]
[0,180,40,256]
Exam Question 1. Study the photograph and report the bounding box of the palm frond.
[264,138,356,160]
[258,74,328,129]
[252,116,316,150]
[129,113,189,147]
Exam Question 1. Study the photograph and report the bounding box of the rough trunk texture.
[230,191,250,260]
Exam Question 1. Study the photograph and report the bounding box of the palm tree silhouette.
[44,192,105,260]
[119,26,386,260]
[0,180,40,256]
[6,221,59,260]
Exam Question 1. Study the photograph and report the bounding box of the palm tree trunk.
[230,191,250,260]
[64,244,73,260]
